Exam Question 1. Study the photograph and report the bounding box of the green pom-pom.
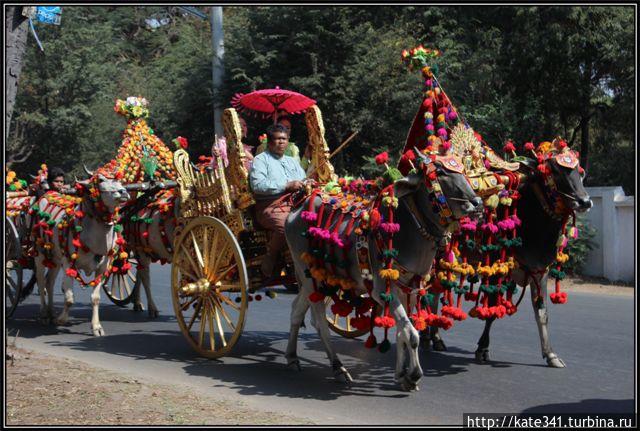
[380,292,394,303]
[467,274,480,283]
[454,285,470,294]
[382,249,399,259]
[550,268,566,280]
[144,217,154,224]
[149,129,154,135]
[75,226,83,232]
[9,184,17,191]
[378,338,391,353]
[385,167,403,183]
[113,224,123,232]
[465,239,476,250]
[324,181,339,192]
[131,215,139,222]
[47,219,57,226]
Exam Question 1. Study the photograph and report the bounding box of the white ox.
[32,174,130,336]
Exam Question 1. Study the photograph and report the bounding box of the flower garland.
[29,180,126,287]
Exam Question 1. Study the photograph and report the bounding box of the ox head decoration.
[396,149,482,223]
[76,168,130,220]
[526,139,592,213]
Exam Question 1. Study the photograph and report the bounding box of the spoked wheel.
[5,217,23,318]
[171,216,248,358]
[103,254,139,307]
[325,292,380,339]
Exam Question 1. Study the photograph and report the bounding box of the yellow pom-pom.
[379,268,400,280]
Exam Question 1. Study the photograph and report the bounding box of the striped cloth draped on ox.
[249,145,306,278]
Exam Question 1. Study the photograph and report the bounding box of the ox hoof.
[39,311,54,325]
[475,348,490,363]
[55,317,69,326]
[133,303,145,312]
[92,325,105,337]
[334,366,353,385]
[546,355,566,368]
[286,355,302,371]
[148,309,159,319]
[432,339,447,352]
[400,376,420,392]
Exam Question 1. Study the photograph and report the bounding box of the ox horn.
[414,146,431,165]
[83,164,94,176]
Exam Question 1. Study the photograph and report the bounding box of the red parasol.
[231,86,316,122]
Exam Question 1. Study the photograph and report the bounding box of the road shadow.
[421,347,549,372]
[8,302,547,402]
[522,398,635,414]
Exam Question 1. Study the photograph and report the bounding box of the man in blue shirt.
[250,124,306,278]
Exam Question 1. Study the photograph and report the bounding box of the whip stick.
[306,131,359,180]
[329,131,359,159]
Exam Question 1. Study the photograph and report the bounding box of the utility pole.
[210,6,224,137]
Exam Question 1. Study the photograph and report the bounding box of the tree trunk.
[5,6,30,141]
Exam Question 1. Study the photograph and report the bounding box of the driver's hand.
[303,178,317,188]
[285,180,304,192]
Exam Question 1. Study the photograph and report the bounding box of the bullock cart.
[169,105,368,358]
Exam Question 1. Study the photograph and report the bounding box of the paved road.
[6,264,635,425]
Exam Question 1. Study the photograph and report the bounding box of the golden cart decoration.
[170,105,352,359]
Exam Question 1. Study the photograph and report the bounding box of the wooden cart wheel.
[5,217,23,318]
[171,216,248,358]
[103,254,139,307]
[325,292,380,339]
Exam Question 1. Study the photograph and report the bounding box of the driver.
[249,123,306,278]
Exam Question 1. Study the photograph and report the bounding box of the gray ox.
[428,149,592,368]
[283,160,482,391]
[34,174,130,336]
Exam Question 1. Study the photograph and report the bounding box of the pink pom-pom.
[510,214,521,226]
[481,222,499,234]
[425,79,433,87]
[561,237,568,248]
[484,159,491,169]
[448,111,458,121]
[380,222,400,234]
[301,211,317,222]
[426,124,435,132]
[437,127,448,136]
[524,142,535,151]
[330,232,345,248]
[497,219,515,231]
[446,250,455,263]
[441,141,452,151]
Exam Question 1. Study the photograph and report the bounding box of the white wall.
[582,187,635,283]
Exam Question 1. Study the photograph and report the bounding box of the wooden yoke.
[305,105,337,184]
[223,108,254,210]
